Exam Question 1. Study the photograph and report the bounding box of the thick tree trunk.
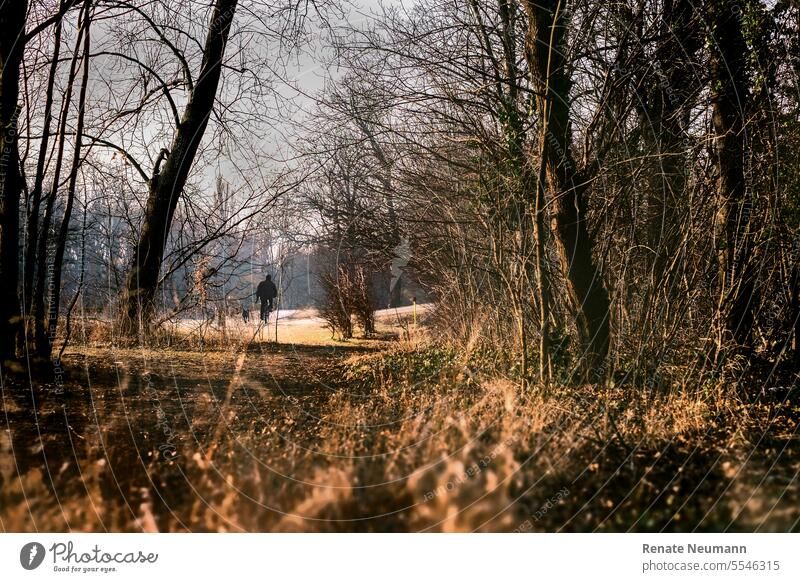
[121,0,238,337]
[707,0,755,353]
[522,0,611,375]
[0,0,27,363]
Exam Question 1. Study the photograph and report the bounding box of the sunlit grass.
[3,327,797,532]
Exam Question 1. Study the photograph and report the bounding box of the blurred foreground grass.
[1,332,798,532]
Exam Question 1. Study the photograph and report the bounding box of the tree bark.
[46,1,92,356]
[31,13,87,357]
[0,0,28,363]
[121,0,238,338]
[522,0,611,375]
[707,0,755,353]
[24,2,64,329]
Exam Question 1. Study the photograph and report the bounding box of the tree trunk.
[47,1,92,356]
[790,257,800,372]
[31,13,87,357]
[24,3,64,329]
[707,0,755,354]
[0,0,28,363]
[121,0,238,338]
[522,0,611,376]
[531,129,551,383]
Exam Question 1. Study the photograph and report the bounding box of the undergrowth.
[2,341,798,532]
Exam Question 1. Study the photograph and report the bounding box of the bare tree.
[0,0,28,363]
[120,0,239,338]
[706,0,756,356]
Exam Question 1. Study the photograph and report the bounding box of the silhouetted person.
[256,275,278,323]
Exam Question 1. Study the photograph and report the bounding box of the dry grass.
[1,333,798,532]
[266,348,800,532]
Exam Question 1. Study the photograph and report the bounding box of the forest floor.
[1,306,799,532]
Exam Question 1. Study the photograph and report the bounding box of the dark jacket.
[256,279,278,301]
